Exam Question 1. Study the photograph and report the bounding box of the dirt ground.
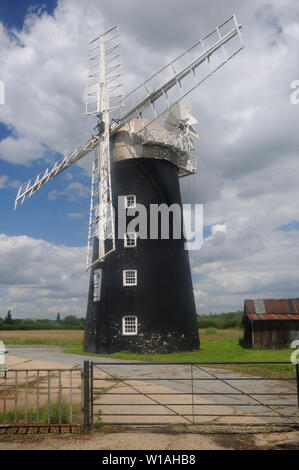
[0,429,299,451]
[1,354,299,451]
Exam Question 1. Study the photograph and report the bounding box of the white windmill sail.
[14,15,245,271]
[14,136,100,210]
[85,26,120,270]
[86,25,125,118]
[111,15,244,136]
[163,104,199,140]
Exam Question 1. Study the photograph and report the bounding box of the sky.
[0,0,299,319]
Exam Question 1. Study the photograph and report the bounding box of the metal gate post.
[83,361,91,434]
[296,363,299,412]
[191,364,194,424]
[90,362,94,426]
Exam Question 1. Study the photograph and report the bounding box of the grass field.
[0,329,83,346]
[1,328,296,378]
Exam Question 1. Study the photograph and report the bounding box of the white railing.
[138,127,197,176]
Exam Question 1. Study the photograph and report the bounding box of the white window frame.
[123,269,137,286]
[93,269,102,302]
[122,315,138,336]
[124,232,137,248]
[125,194,136,209]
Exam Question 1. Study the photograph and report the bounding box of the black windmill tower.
[14,16,244,354]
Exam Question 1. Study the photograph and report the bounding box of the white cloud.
[193,229,299,313]
[0,136,45,164]
[0,233,88,318]
[1,0,299,315]
[0,174,20,189]
[211,224,227,236]
[67,212,84,219]
[0,2,102,165]
[48,181,90,201]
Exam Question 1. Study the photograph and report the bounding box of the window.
[123,269,137,286]
[125,195,136,209]
[124,232,137,248]
[93,269,102,302]
[122,316,138,335]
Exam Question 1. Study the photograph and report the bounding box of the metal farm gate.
[87,361,299,431]
[1,361,299,433]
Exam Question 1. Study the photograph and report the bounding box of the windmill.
[14,16,244,354]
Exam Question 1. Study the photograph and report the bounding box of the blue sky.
[0,1,57,30]
[0,1,91,248]
[0,134,91,247]
[1,0,299,319]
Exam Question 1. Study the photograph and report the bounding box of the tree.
[4,310,12,324]
[56,312,61,322]
[63,315,79,326]
[20,319,36,330]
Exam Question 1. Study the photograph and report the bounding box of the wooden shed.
[243,299,299,349]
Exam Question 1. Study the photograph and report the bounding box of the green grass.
[0,402,81,425]
[63,329,296,379]
[3,329,296,379]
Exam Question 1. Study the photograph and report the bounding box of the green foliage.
[4,310,13,324]
[63,315,78,325]
[0,401,72,425]
[204,327,217,335]
[19,319,39,330]
[0,315,85,330]
[94,409,103,431]
[197,311,243,330]
[60,315,85,329]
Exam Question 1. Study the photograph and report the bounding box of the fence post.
[296,363,299,412]
[90,362,94,426]
[191,364,194,424]
[83,361,91,434]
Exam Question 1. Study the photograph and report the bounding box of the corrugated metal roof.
[254,299,266,314]
[244,298,299,321]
